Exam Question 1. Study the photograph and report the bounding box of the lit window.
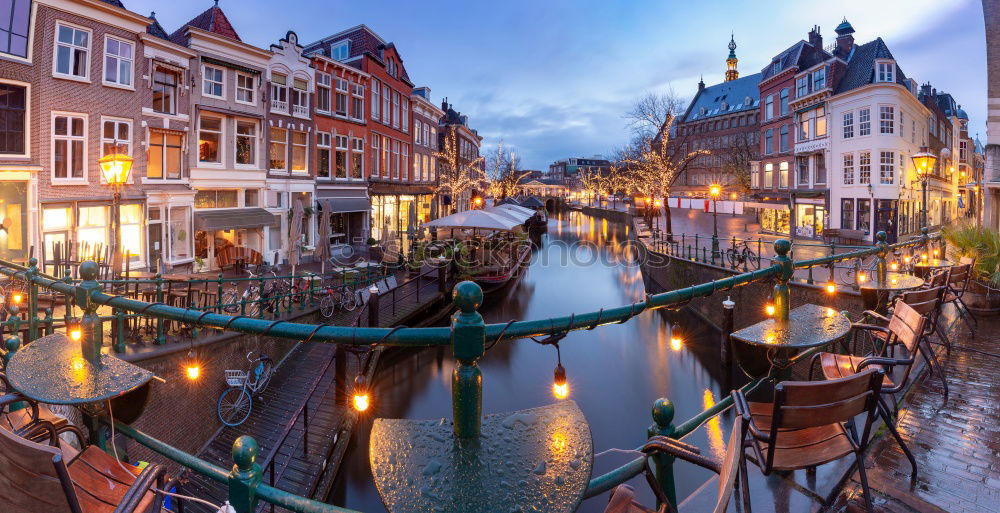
[147,130,182,179]
[269,127,287,170]
[350,138,363,179]
[291,130,307,172]
[103,36,133,87]
[235,121,256,166]
[335,134,348,179]
[317,132,330,178]
[55,23,90,79]
[198,116,222,164]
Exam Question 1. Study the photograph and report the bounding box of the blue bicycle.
[216,351,274,426]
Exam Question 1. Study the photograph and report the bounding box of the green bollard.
[772,239,792,322]
[6,305,21,340]
[26,258,38,342]
[647,398,677,510]
[228,435,262,513]
[875,231,888,283]
[113,308,126,353]
[450,281,485,439]
[77,261,104,364]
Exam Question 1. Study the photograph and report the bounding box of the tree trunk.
[664,205,673,241]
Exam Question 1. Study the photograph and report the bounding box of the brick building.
[410,86,442,219]
[438,99,482,212]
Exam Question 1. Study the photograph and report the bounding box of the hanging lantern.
[825,281,836,294]
[352,376,371,412]
[184,349,200,380]
[552,363,569,400]
[669,322,682,351]
[98,143,134,186]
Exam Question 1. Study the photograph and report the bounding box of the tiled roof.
[834,38,909,94]
[146,13,171,41]
[169,4,242,46]
[303,26,412,85]
[681,72,762,122]
[99,0,126,7]
[760,41,805,81]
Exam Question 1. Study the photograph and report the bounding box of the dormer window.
[331,41,349,61]
[745,96,753,106]
[876,61,895,83]
[772,61,780,75]
[720,101,728,110]
[699,107,707,116]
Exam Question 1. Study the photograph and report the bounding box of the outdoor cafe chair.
[809,300,945,478]
[942,263,977,334]
[0,393,167,513]
[733,368,886,512]
[602,421,749,513]
[0,372,68,441]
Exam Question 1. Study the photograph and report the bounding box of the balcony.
[292,104,309,118]
[270,99,288,114]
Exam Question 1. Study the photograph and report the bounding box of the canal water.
[331,210,741,512]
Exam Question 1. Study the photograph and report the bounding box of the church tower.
[725,34,739,81]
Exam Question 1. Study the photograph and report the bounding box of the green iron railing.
[0,225,941,513]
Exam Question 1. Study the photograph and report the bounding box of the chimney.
[698,76,705,91]
[808,25,822,49]
[441,97,448,111]
[920,82,932,98]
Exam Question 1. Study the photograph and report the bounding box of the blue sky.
[130,0,987,170]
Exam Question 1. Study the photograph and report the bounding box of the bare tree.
[485,139,530,200]
[624,89,687,140]
[435,126,485,212]
[721,132,757,195]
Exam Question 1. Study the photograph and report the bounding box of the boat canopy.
[492,204,535,217]
[485,206,532,223]
[422,210,520,231]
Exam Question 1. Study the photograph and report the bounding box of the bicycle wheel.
[319,295,336,317]
[341,291,358,312]
[220,290,240,313]
[217,387,253,426]
[256,359,274,392]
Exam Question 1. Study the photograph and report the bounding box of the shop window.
[42,206,72,261]
[857,199,871,234]
[120,204,142,264]
[77,206,108,249]
[236,120,256,166]
[168,206,192,260]
[841,199,855,230]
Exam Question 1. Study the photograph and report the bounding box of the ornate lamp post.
[98,143,134,277]
[709,184,721,256]
[911,147,937,229]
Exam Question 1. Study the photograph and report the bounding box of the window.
[194,189,238,208]
[316,73,331,112]
[270,73,288,112]
[780,88,788,115]
[815,106,826,137]
[842,153,854,185]
[425,124,432,148]
[764,95,773,121]
[316,132,330,178]
[960,140,969,161]
[0,83,26,154]
[413,151,420,180]
[235,120,256,166]
[402,99,409,132]
[147,130,182,179]
[52,114,85,180]
[858,108,871,136]
[202,65,224,98]
[167,206,192,260]
[879,106,894,134]
[815,154,826,184]
[334,134,347,178]
[779,124,789,152]
[77,206,107,249]
[899,111,904,139]
[843,112,854,139]
[797,156,809,186]
[103,36,133,87]
[55,23,89,79]
[391,139,399,179]
[401,143,408,178]
[335,78,348,116]
[798,111,810,140]
[0,0,30,59]
[812,67,826,91]
[331,40,349,61]
[244,189,259,207]
[371,80,380,120]
[351,137,363,179]
[291,78,308,116]
[857,199,871,233]
[351,83,364,120]
[764,129,773,154]
[841,199,855,230]
[100,118,130,159]
[879,151,894,184]
[152,67,178,114]
[269,127,287,170]
[236,73,254,104]
[414,120,422,145]
[382,135,390,177]
[876,62,894,83]
[764,163,773,188]
[796,76,809,97]
[198,116,221,164]
[779,161,789,188]
[371,135,380,176]
[751,164,759,188]
[290,130,307,172]
[859,151,871,184]
[382,87,391,125]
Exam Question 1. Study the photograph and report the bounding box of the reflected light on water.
[702,389,725,459]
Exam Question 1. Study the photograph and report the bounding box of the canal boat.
[471,237,532,293]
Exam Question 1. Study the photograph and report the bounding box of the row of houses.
[0,0,483,271]
[670,20,984,242]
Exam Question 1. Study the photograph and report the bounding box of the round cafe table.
[859,272,924,313]
[912,258,953,279]
[729,303,851,378]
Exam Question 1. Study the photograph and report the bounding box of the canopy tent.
[492,204,535,217]
[519,197,545,208]
[485,206,531,223]
[496,197,522,206]
[422,210,519,231]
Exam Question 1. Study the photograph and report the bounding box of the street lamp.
[709,184,721,257]
[98,142,133,277]
[911,147,937,230]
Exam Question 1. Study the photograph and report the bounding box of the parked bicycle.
[216,351,274,426]
[220,270,264,316]
[318,280,359,317]
[725,239,757,270]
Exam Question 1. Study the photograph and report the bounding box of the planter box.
[963,280,1000,316]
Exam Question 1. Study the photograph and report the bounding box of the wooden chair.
[810,300,944,478]
[0,393,166,513]
[0,372,68,441]
[602,421,748,513]
[733,368,885,512]
[942,263,977,334]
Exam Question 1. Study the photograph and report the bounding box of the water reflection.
[332,210,740,512]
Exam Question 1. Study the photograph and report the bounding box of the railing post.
[437,264,447,294]
[875,231,888,283]
[2,336,24,412]
[6,306,21,341]
[368,286,380,327]
[721,297,735,383]
[76,261,103,364]
[450,281,485,439]
[228,435,262,513]
[216,273,225,313]
[43,308,53,336]
[710,235,718,265]
[62,273,73,327]
[113,308,126,353]
[155,274,165,345]
[647,398,677,510]
[773,239,792,322]
[26,257,38,342]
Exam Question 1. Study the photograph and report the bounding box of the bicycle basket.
[225,369,248,387]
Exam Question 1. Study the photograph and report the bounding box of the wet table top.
[859,272,924,291]
[913,258,953,269]
[370,401,593,513]
[730,303,851,349]
[6,333,154,405]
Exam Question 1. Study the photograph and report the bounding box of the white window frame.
[331,40,349,61]
[234,119,257,168]
[842,153,854,185]
[315,72,331,113]
[402,98,409,133]
[334,134,348,179]
[876,61,894,83]
[102,35,133,89]
[335,77,348,117]
[269,127,288,172]
[391,139,400,179]
[763,163,773,188]
[859,151,871,184]
[0,0,32,63]
[152,66,179,115]
[351,83,364,121]
[270,72,289,113]
[53,21,91,82]
[235,72,255,105]
[401,143,408,179]
[197,114,224,166]
[51,111,88,184]
[413,151,420,181]
[291,78,309,118]
[146,129,184,181]
[383,87,391,126]
[202,64,225,99]
[371,79,380,121]
[879,105,894,135]
[351,137,363,180]
[842,112,854,139]
[858,108,871,137]
[99,117,132,183]
[316,131,331,179]
[879,151,895,184]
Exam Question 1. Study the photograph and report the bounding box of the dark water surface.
[331,210,739,512]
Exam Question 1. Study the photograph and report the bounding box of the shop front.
[40,199,145,268]
[370,183,434,255]
[747,201,790,236]
[793,199,827,240]
[316,185,370,253]
[0,179,30,262]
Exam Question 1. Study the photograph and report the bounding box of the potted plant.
[367,237,383,262]
[942,223,1000,315]
[194,256,205,273]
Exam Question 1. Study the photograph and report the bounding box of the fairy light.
[352,376,370,412]
[69,327,82,342]
[552,363,569,400]
[765,303,776,316]
[826,281,836,294]
[858,272,867,283]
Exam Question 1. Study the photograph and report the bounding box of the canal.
[330,209,742,512]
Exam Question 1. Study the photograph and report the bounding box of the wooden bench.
[216,246,263,270]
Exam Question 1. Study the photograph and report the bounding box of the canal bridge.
[0,224,941,513]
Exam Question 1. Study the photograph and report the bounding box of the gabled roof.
[681,72,762,123]
[303,25,412,84]
[834,38,909,94]
[100,0,125,7]
[760,38,831,82]
[146,12,170,41]
[169,3,242,46]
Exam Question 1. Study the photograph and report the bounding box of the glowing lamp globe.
[911,148,937,177]
[709,184,721,197]
[99,149,134,186]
